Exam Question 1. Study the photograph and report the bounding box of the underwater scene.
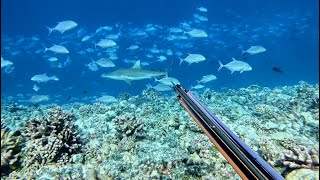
[1,0,319,179]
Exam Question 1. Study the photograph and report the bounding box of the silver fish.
[96,95,117,103]
[44,45,69,54]
[157,55,167,62]
[46,20,78,35]
[86,61,99,71]
[155,77,180,86]
[95,39,117,48]
[47,57,58,62]
[191,84,205,89]
[29,95,50,103]
[242,46,266,55]
[197,74,217,84]
[180,54,206,65]
[127,45,139,50]
[146,84,171,92]
[218,58,252,74]
[31,73,59,83]
[95,58,115,68]
[82,35,91,42]
[33,84,40,92]
[198,7,208,12]
[1,57,13,68]
[186,29,208,38]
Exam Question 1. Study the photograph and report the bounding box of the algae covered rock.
[285,169,319,180]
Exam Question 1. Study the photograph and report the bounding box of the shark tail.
[46,26,53,36]
[42,44,48,53]
[163,60,174,76]
[179,58,184,66]
[51,76,59,81]
[180,31,187,39]
[182,30,187,36]
[218,60,224,72]
[154,77,160,83]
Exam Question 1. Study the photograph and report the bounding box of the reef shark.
[101,60,166,85]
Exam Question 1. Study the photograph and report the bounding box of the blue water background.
[1,0,319,104]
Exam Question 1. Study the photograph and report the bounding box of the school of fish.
[1,5,313,103]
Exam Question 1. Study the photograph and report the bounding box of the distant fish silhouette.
[83,90,88,94]
[67,96,72,101]
[272,67,283,73]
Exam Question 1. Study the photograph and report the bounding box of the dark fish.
[272,67,283,73]
[83,90,88,94]
[207,94,212,100]
[67,96,72,101]
[30,104,40,108]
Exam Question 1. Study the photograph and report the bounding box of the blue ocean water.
[1,0,319,104]
[1,1,319,179]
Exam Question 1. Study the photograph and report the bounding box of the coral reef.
[1,82,318,179]
[1,127,23,175]
[285,168,319,180]
[117,136,136,151]
[282,145,319,170]
[1,100,43,132]
[21,107,82,168]
[112,112,147,140]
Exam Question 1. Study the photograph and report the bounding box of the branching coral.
[117,136,136,151]
[258,139,282,167]
[254,104,271,116]
[141,89,161,101]
[21,107,82,167]
[112,112,146,140]
[1,128,23,175]
[78,102,114,117]
[282,145,319,170]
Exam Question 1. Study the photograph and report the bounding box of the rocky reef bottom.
[1,81,319,179]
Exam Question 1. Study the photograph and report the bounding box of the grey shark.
[101,60,166,85]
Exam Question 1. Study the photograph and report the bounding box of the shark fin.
[124,79,132,85]
[45,26,53,36]
[132,60,141,69]
[146,84,152,90]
